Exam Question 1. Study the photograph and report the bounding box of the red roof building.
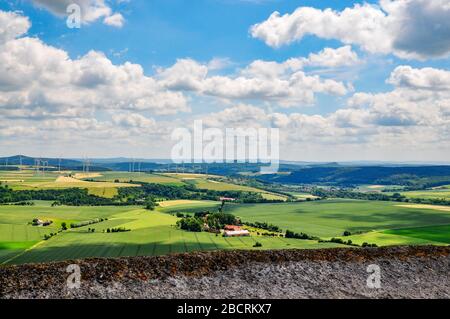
[224,225,241,231]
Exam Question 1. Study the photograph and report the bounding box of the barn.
[223,229,250,237]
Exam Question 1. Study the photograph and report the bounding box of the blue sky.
[0,0,449,161]
[2,0,390,86]
[5,1,373,63]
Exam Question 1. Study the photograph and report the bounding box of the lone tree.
[145,198,157,211]
[218,200,225,213]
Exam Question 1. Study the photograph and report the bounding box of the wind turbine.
[34,159,40,174]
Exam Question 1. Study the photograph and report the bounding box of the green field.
[1,198,450,265]
[0,170,288,201]
[337,224,450,246]
[178,175,287,201]
[91,172,287,199]
[358,184,450,201]
[0,201,341,265]
[0,169,59,187]
[287,192,319,200]
[384,225,450,244]
[0,170,138,196]
[91,172,185,186]
[158,200,222,214]
[223,199,450,243]
[395,189,450,200]
[357,184,405,192]
[333,231,440,246]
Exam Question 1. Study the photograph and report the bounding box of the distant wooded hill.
[0,156,108,172]
[0,155,81,167]
[257,166,450,187]
[1,155,450,187]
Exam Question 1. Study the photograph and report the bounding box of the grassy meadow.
[1,169,449,265]
[0,201,341,265]
[358,184,450,201]
[90,172,185,186]
[393,189,450,200]
[0,169,138,195]
[223,200,450,245]
[1,169,287,201]
[1,198,449,265]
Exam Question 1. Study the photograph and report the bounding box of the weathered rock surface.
[1,246,449,299]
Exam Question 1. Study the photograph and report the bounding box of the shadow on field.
[6,241,221,265]
[321,209,450,232]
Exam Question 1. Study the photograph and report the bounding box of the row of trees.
[70,218,108,229]
[285,230,317,240]
[0,186,119,206]
[243,221,282,233]
[0,185,157,207]
[107,227,130,233]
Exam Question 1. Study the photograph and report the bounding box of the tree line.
[0,181,285,207]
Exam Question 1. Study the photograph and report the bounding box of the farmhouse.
[224,225,242,231]
[220,197,236,202]
[32,218,53,227]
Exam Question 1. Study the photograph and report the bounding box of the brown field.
[396,204,450,212]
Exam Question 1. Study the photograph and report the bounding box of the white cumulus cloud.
[0,11,189,120]
[158,55,350,107]
[0,10,30,44]
[251,0,450,60]
[31,0,125,27]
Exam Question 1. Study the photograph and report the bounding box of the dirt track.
[1,246,449,299]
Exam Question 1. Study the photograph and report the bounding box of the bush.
[145,199,157,211]
[43,233,56,241]
[362,242,378,248]
[330,237,344,244]
[70,218,104,229]
[206,212,238,230]
[176,217,203,232]
[285,230,315,240]
[343,231,352,236]
[253,242,262,248]
[243,221,281,233]
[194,211,209,218]
[109,227,130,233]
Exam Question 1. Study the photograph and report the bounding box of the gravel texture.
[1,246,449,299]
